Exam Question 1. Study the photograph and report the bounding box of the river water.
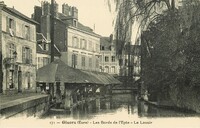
[43,93,200,120]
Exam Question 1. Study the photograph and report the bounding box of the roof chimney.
[110,34,113,43]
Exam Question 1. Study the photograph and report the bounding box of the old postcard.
[0,0,200,128]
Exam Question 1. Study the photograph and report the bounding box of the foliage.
[108,0,200,99]
[141,0,200,96]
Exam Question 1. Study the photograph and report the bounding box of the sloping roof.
[77,22,95,34]
[37,59,95,84]
[81,70,121,85]
[58,12,100,36]
[37,59,121,85]
[80,70,106,85]
[100,37,117,51]
[3,6,38,25]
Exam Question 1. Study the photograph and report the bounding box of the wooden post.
[63,84,73,110]
[55,82,61,108]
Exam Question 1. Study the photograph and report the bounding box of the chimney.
[110,34,113,43]
[0,1,6,8]
[62,3,71,16]
[42,1,51,16]
[71,6,78,20]
[53,1,59,18]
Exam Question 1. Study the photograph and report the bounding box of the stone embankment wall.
[0,95,50,119]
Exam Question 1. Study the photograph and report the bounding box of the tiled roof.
[100,37,117,51]
[3,7,38,24]
[37,59,121,85]
[58,12,99,36]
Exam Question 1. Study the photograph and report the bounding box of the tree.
[107,0,176,47]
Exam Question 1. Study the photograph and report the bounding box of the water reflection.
[43,94,200,119]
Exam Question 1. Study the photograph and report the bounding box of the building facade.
[0,2,37,93]
[32,2,65,69]
[99,35,120,76]
[60,4,101,71]
[33,1,101,71]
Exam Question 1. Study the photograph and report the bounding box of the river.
[42,93,200,120]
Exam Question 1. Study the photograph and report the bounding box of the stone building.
[99,34,120,76]
[32,2,64,69]
[0,2,37,93]
[32,1,101,71]
[60,3,101,71]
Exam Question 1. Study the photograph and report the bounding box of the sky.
[2,0,115,36]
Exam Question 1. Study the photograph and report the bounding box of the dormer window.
[73,20,77,27]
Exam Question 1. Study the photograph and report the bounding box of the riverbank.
[141,98,198,114]
[0,93,50,119]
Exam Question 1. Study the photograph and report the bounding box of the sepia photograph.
[0,0,200,128]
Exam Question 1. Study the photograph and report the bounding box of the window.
[105,66,109,73]
[100,66,103,72]
[81,39,87,49]
[125,59,128,66]
[119,59,123,66]
[96,57,99,68]
[8,18,15,36]
[22,47,32,64]
[72,53,77,68]
[89,41,93,51]
[96,44,99,52]
[27,72,31,89]
[37,57,43,69]
[111,66,115,73]
[73,20,77,27]
[43,57,50,66]
[100,45,104,50]
[111,56,115,62]
[43,43,49,51]
[109,46,111,50]
[89,58,92,67]
[81,55,85,67]
[99,55,102,62]
[9,18,14,29]
[25,25,30,40]
[7,43,16,58]
[72,37,79,48]
[105,56,109,62]
[8,70,14,88]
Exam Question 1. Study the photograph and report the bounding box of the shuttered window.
[25,25,30,40]
[22,47,32,64]
[81,55,85,67]
[7,43,16,58]
[6,17,16,36]
[72,54,77,68]
[89,58,92,67]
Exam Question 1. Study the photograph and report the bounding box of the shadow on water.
[42,93,200,119]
